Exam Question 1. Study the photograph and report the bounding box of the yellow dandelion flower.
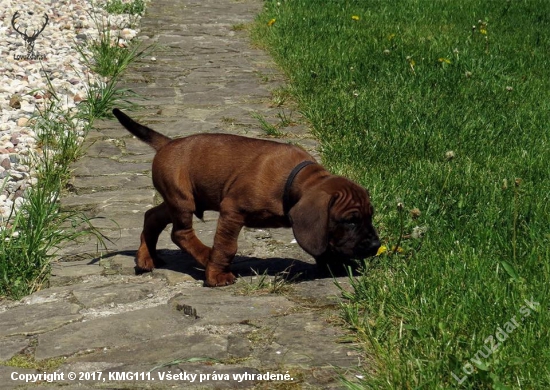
[391,246,404,253]
[376,245,404,256]
[267,18,276,27]
[352,15,360,21]
[438,57,451,64]
[480,28,487,35]
[376,245,387,256]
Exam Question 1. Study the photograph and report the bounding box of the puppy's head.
[290,176,380,263]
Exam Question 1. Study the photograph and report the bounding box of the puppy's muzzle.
[355,239,381,258]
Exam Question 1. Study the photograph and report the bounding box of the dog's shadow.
[98,249,355,283]
[157,249,326,282]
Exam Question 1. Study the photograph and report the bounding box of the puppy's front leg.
[206,208,243,287]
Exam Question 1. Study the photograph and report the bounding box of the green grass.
[252,112,285,137]
[254,0,550,388]
[4,355,66,371]
[75,14,148,121]
[0,100,104,299]
[76,16,147,79]
[236,267,301,296]
[80,76,139,122]
[103,0,145,16]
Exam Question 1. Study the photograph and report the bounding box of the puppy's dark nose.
[356,240,381,258]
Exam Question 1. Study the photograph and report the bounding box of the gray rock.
[50,259,105,279]
[71,281,161,308]
[60,188,156,210]
[71,158,151,177]
[0,301,82,337]
[253,312,357,367]
[168,293,295,325]
[0,158,10,170]
[35,305,191,359]
[0,366,38,390]
[70,333,234,365]
[8,94,21,109]
[0,336,29,361]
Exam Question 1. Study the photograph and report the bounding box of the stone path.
[0,1,364,388]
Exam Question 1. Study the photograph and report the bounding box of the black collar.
[283,160,316,216]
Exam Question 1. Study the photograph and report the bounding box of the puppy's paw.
[205,270,236,287]
[135,265,153,275]
[135,251,160,274]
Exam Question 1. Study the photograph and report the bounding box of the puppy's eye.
[343,220,358,228]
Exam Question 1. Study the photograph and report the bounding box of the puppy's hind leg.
[136,202,171,273]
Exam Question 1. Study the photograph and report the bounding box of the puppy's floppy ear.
[289,192,335,257]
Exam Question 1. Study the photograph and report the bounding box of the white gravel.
[0,0,142,221]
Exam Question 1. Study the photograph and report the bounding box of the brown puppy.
[113,109,380,287]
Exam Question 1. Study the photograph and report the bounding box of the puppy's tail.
[112,108,172,151]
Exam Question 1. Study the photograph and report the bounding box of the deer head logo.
[11,11,49,56]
